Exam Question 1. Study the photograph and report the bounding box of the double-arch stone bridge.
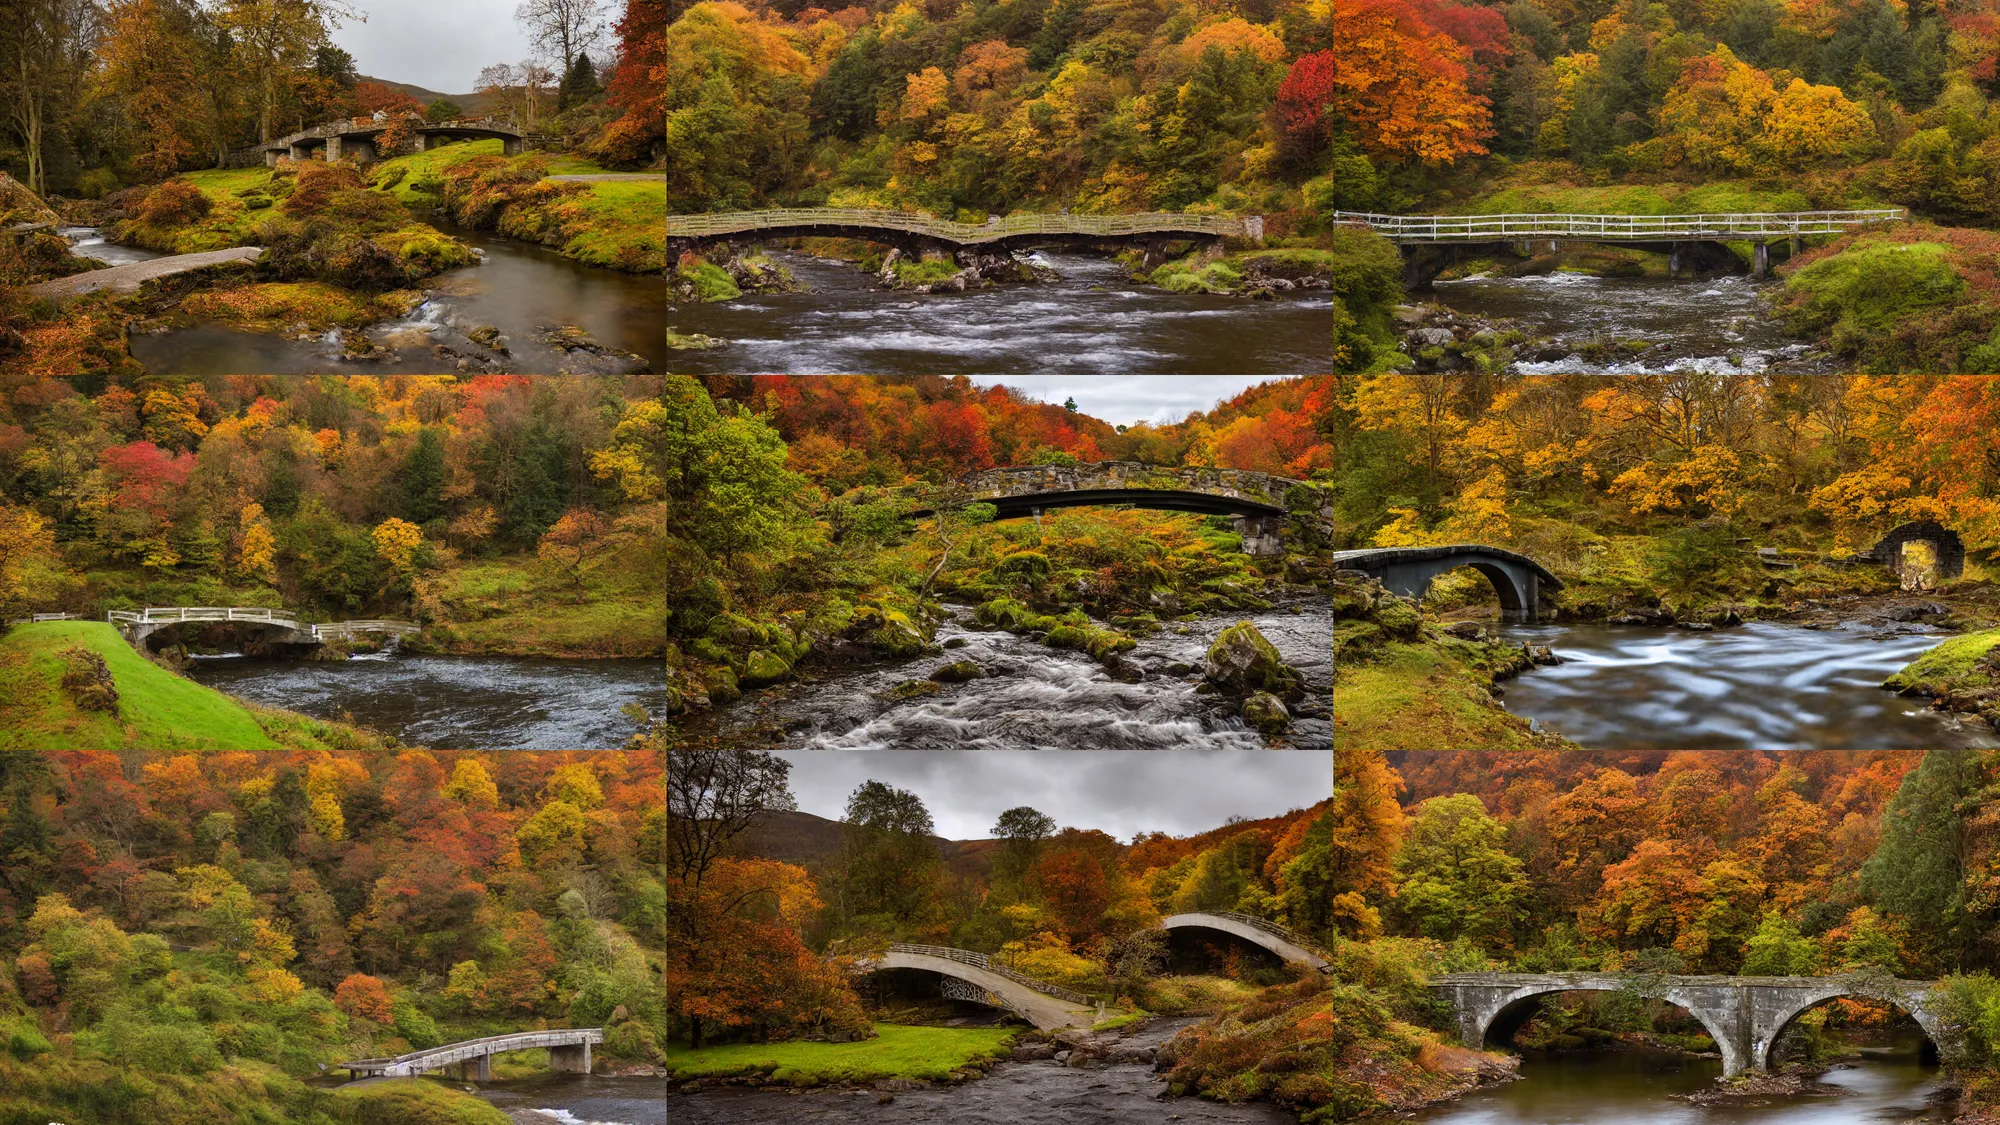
[232,115,552,167]
[339,1028,600,1082]
[854,944,1101,1030]
[1161,911,1330,971]
[667,208,1263,267]
[109,607,419,657]
[1433,971,1947,1077]
[1332,545,1561,622]
[935,462,1329,557]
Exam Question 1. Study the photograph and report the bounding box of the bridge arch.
[1754,980,1942,1072]
[1462,979,1747,1077]
[1869,521,1965,587]
[858,945,1097,1030]
[1159,913,1328,972]
[939,463,1309,558]
[1330,545,1562,623]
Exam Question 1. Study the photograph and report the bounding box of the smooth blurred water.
[1491,622,1999,750]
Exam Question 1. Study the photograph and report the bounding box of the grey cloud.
[771,749,1331,841]
[969,376,1287,428]
[333,1,537,93]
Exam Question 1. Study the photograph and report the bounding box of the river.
[1429,273,1828,373]
[476,1073,664,1125]
[685,598,1331,750]
[63,224,667,375]
[1489,622,2000,750]
[186,652,667,749]
[1409,1043,1948,1125]
[661,250,1332,375]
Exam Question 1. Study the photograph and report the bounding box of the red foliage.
[333,972,395,1022]
[353,81,422,117]
[98,441,194,520]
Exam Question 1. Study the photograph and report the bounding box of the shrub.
[138,179,212,227]
[57,646,118,714]
[333,973,394,1023]
[4,1019,50,1059]
[390,996,442,1049]
[283,162,366,217]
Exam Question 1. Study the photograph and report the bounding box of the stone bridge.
[854,944,1101,1030]
[934,462,1329,557]
[339,1028,601,1081]
[1432,972,1947,1077]
[1333,210,1904,288]
[108,607,420,657]
[1868,520,1965,587]
[1160,912,1329,971]
[667,208,1262,266]
[233,114,554,166]
[1331,545,1561,622]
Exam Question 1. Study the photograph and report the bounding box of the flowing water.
[675,1017,1295,1124]
[62,226,165,267]
[688,598,1331,750]
[1409,1043,1949,1125]
[186,652,667,749]
[1489,622,2000,750]
[662,250,1333,375]
[476,1073,664,1125]
[1429,273,1829,373]
[118,221,667,375]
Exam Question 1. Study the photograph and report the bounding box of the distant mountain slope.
[358,75,492,116]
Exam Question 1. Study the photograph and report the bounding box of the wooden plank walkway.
[667,207,1262,243]
[1334,209,1904,243]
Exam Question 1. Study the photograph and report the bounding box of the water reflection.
[1491,623,1999,750]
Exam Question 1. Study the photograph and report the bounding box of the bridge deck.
[1334,209,1904,243]
[341,1028,603,1075]
[108,607,420,644]
[667,207,1260,244]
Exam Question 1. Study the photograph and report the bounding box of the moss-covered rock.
[930,660,982,683]
[1883,627,2000,731]
[1204,621,1305,700]
[741,648,792,687]
[1241,691,1290,734]
[888,679,944,700]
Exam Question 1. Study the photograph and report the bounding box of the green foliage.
[678,260,742,302]
[666,1024,1015,1085]
[1393,796,1526,950]
[332,1079,511,1125]
[1778,240,1965,368]
[1864,748,1977,963]
[1739,914,1821,975]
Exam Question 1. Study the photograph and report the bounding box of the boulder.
[1241,691,1291,734]
[929,660,982,683]
[740,648,791,686]
[1442,621,1485,640]
[1204,621,1305,700]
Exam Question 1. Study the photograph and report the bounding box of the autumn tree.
[538,508,613,590]
[1393,794,1527,949]
[1279,0,1492,165]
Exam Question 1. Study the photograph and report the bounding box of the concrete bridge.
[855,943,1100,1030]
[338,1028,601,1081]
[1332,209,1904,287]
[1433,971,1945,1077]
[940,462,1327,557]
[108,607,420,656]
[666,208,1262,264]
[1332,545,1561,622]
[234,115,553,166]
[1160,912,1329,971]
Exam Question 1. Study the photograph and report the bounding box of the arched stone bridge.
[235,115,552,166]
[938,462,1328,557]
[1161,912,1329,971]
[339,1027,600,1082]
[1332,545,1561,622]
[1433,971,1947,1078]
[855,943,1101,1030]
[667,208,1262,263]
[109,607,419,656]
[1868,520,1965,586]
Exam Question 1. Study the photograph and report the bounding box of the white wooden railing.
[667,207,1261,242]
[106,607,419,643]
[1333,209,1905,242]
[341,1028,602,1077]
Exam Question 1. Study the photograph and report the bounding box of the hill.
[0,620,392,751]
[357,75,491,116]
[729,809,993,884]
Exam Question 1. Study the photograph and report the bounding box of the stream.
[60,224,668,375]
[186,652,667,749]
[1409,1042,1948,1125]
[686,598,1331,750]
[661,250,1333,375]
[475,1073,664,1125]
[675,1017,1294,1124]
[1489,622,2000,750]
[1429,273,1829,373]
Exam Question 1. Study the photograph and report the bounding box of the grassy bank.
[398,141,665,274]
[0,620,391,751]
[1773,223,2000,371]
[666,1023,1017,1085]
[424,555,667,658]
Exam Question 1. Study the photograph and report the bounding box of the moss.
[1334,642,1574,752]
[679,260,741,302]
[741,648,792,686]
[667,1024,1016,1086]
[890,256,962,286]
[332,1078,511,1125]
[930,660,982,682]
[1779,241,1961,352]
[1884,628,2000,695]
[1153,257,1243,293]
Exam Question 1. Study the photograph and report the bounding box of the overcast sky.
[772,750,1332,841]
[969,376,1289,428]
[331,2,541,93]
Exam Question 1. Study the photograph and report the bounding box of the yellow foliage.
[308,790,346,842]
[372,517,424,573]
[442,758,501,808]
[241,966,305,1004]
[1180,18,1287,63]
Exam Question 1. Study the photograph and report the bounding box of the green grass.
[368,138,509,203]
[1884,627,2000,693]
[562,179,667,269]
[424,555,667,658]
[330,1078,510,1125]
[1466,181,1818,215]
[665,1023,1017,1086]
[1334,641,1559,752]
[0,621,281,750]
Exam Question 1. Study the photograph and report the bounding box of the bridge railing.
[6,613,82,624]
[343,1028,603,1073]
[889,943,1092,1006]
[106,608,420,642]
[1332,209,1906,241]
[1208,910,1311,947]
[667,208,1257,241]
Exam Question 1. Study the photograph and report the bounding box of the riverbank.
[669,1024,1018,1089]
[0,620,393,751]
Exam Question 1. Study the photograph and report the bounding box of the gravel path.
[29,246,263,299]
